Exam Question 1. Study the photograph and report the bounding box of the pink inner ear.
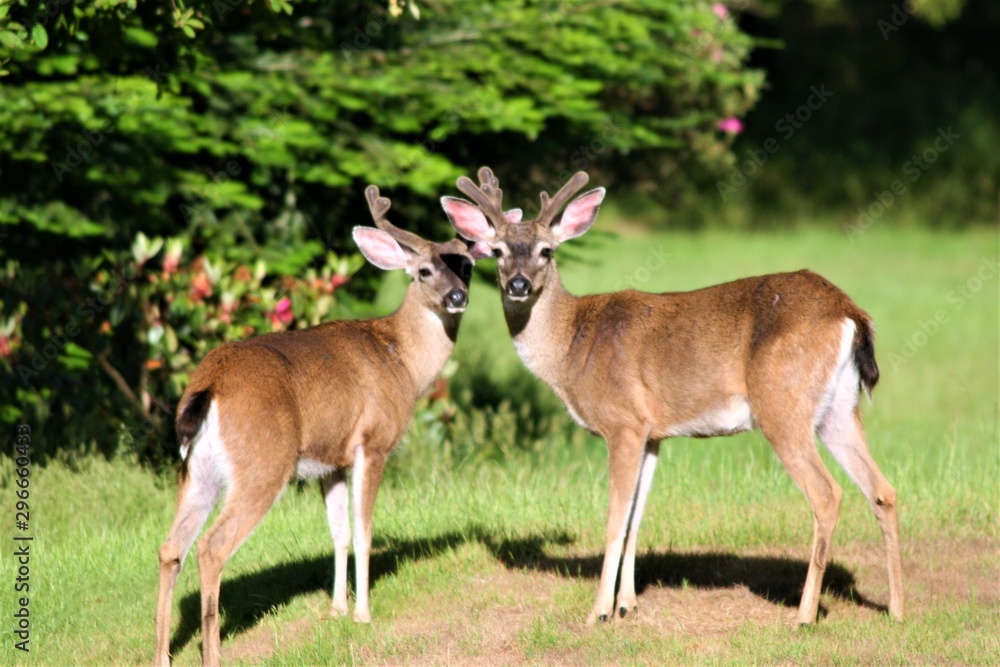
[352,227,409,270]
[554,188,605,241]
[441,197,494,243]
[504,209,523,223]
[469,241,493,259]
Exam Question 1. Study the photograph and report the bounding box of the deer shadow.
[170,525,885,655]
[169,530,471,656]
[475,530,888,618]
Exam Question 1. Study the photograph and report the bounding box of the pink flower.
[0,336,10,358]
[717,116,744,134]
[328,274,349,294]
[712,3,729,20]
[163,248,181,276]
[189,273,213,302]
[271,297,294,327]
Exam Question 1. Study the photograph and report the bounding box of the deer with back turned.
[154,186,488,666]
[441,167,904,626]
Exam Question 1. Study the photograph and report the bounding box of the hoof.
[619,607,628,618]
[598,614,608,623]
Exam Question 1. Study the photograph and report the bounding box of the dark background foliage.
[0,0,993,463]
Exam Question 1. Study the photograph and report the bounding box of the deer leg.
[155,468,221,667]
[819,404,904,621]
[351,445,388,623]
[322,471,351,618]
[588,427,648,625]
[196,477,285,667]
[765,425,843,626]
[616,439,660,619]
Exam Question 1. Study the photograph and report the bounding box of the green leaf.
[31,24,48,50]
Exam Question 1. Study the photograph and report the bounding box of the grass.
[1,222,997,665]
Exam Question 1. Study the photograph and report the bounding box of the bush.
[0,0,762,461]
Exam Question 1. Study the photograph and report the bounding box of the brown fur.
[154,222,475,667]
[446,168,904,628]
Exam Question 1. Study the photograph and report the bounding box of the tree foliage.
[0,0,761,460]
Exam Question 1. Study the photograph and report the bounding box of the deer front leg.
[322,471,351,617]
[588,427,648,625]
[351,445,388,623]
[616,439,660,619]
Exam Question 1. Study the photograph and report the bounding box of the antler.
[456,166,507,228]
[365,185,427,251]
[537,172,589,227]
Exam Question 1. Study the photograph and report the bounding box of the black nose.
[445,289,467,309]
[506,275,531,297]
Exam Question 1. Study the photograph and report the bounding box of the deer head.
[440,167,605,304]
[355,185,488,315]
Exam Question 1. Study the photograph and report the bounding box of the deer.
[154,185,489,666]
[441,167,904,627]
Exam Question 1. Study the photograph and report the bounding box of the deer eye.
[539,247,552,259]
[492,248,503,258]
[419,267,432,278]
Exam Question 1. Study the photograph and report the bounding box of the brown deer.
[441,167,904,626]
[154,186,488,666]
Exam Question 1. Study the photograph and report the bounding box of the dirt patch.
[217,536,998,664]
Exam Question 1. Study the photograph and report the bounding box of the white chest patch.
[513,340,539,375]
[295,458,337,480]
[665,394,754,438]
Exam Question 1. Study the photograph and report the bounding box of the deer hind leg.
[155,407,226,667]
[817,366,904,621]
[762,421,843,626]
[196,465,289,667]
[322,471,351,617]
[588,427,648,625]
[351,445,388,624]
[616,439,660,619]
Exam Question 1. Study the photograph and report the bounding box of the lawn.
[1,221,997,665]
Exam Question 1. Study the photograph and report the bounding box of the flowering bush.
[1,232,362,461]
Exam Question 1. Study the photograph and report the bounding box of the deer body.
[506,269,867,441]
[155,187,482,666]
[443,167,903,627]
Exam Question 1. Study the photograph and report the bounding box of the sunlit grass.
[0,223,996,664]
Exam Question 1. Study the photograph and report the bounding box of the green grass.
[1,223,997,665]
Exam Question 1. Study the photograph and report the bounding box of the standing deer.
[154,186,488,666]
[441,167,904,626]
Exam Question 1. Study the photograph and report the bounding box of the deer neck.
[386,283,460,393]
[502,267,577,387]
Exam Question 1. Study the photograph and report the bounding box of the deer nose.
[445,289,468,309]
[506,275,531,298]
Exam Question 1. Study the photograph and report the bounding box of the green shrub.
[1,0,762,461]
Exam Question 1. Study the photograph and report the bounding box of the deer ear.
[552,188,605,242]
[352,227,409,271]
[504,208,523,223]
[468,241,493,260]
[441,196,495,243]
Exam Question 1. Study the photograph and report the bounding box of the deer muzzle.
[505,275,532,299]
[444,289,468,312]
